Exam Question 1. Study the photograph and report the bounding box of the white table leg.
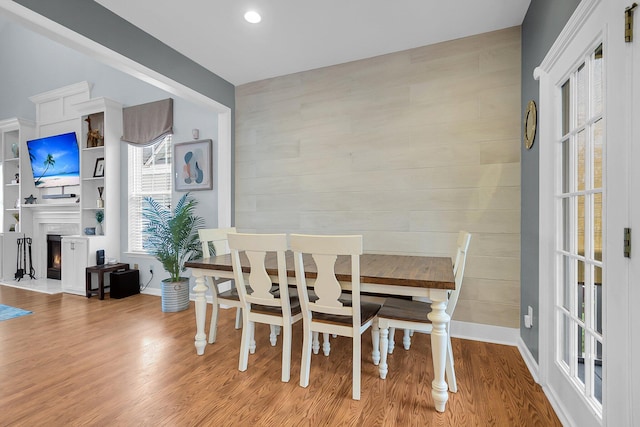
[371,320,380,365]
[428,297,450,412]
[378,326,389,379]
[193,271,209,355]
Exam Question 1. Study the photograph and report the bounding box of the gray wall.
[12,0,235,110]
[521,0,581,361]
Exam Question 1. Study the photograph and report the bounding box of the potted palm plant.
[142,192,204,312]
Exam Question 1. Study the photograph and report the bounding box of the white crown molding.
[28,81,91,105]
[72,97,122,116]
[0,117,35,129]
[537,0,601,74]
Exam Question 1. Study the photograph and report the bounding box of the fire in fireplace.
[47,234,62,280]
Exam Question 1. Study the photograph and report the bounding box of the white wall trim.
[136,291,523,347]
[537,0,601,74]
[515,339,578,425]
[518,338,576,426]
[217,110,232,228]
[541,383,577,427]
[141,287,161,297]
[449,320,519,346]
[517,336,539,383]
[28,81,91,105]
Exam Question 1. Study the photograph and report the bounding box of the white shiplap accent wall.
[235,27,521,328]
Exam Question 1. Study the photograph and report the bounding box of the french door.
[538,0,633,425]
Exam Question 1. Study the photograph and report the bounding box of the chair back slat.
[311,254,343,309]
[290,234,362,320]
[246,251,276,301]
[228,232,290,310]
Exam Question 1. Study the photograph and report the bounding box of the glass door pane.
[556,42,604,414]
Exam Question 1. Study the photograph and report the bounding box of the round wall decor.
[524,100,537,150]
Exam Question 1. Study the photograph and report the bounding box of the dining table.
[185,252,455,412]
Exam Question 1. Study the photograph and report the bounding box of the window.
[128,135,172,252]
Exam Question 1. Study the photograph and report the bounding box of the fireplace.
[47,234,62,280]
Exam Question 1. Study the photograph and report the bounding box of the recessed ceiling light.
[244,11,261,24]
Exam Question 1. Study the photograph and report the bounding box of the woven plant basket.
[161,279,190,312]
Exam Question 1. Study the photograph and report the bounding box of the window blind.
[128,135,173,252]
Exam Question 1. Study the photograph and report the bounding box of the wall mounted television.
[26,132,80,188]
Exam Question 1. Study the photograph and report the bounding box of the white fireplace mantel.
[30,208,81,280]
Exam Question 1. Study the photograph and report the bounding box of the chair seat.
[251,295,302,316]
[288,286,347,304]
[218,282,241,301]
[311,301,381,326]
[219,284,279,301]
[378,297,432,323]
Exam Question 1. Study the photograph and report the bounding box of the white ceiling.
[101,1,531,86]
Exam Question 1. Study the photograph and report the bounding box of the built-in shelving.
[0,118,35,281]
[74,97,121,244]
[0,118,35,234]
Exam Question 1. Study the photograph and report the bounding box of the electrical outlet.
[524,305,533,328]
[133,263,139,270]
[150,265,154,275]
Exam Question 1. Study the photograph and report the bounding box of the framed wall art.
[174,139,213,191]
[93,157,105,177]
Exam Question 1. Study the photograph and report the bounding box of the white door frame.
[629,0,640,421]
[536,0,632,425]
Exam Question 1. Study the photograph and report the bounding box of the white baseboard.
[517,336,539,383]
[141,287,237,308]
[517,338,576,426]
[449,320,520,346]
[541,383,575,427]
[141,288,521,344]
[141,287,161,297]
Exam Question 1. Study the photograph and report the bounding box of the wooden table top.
[186,252,454,291]
[86,262,129,273]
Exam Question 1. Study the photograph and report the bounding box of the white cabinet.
[62,235,108,295]
[61,237,88,295]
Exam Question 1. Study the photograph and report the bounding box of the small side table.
[86,263,129,300]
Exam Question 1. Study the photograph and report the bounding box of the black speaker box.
[96,250,105,265]
[110,269,140,299]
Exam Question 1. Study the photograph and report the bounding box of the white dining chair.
[290,233,381,400]
[198,227,242,344]
[390,230,472,353]
[377,232,471,393]
[228,232,302,383]
[453,230,471,276]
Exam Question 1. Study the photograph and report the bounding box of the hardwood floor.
[0,285,560,426]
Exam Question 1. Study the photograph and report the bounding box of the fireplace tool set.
[15,236,35,281]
